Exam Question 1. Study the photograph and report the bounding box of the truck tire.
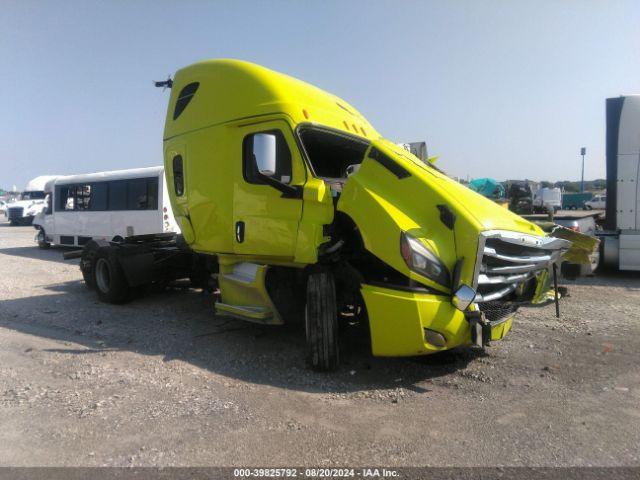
[80,242,99,290]
[305,270,339,372]
[36,229,50,249]
[93,247,130,304]
[560,262,581,280]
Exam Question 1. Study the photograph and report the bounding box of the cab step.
[215,302,273,322]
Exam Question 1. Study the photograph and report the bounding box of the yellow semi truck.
[77,59,572,371]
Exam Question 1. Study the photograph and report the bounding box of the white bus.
[33,166,179,248]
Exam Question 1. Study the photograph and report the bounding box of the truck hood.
[337,139,553,291]
[6,200,45,209]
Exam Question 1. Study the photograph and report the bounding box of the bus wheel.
[93,248,130,304]
[305,269,339,372]
[37,229,50,249]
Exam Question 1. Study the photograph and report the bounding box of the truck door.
[232,120,305,258]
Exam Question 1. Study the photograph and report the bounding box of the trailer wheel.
[93,248,130,304]
[305,269,339,372]
[36,229,50,249]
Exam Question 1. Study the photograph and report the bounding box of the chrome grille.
[474,230,570,302]
[7,207,23,220]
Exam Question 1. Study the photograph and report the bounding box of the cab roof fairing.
[24,176,60,192]
[163,59,380,142]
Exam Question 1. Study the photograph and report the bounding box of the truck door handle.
[235,221,245,243]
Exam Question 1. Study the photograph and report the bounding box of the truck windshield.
[21,191,45,200]
[298,127,369,180]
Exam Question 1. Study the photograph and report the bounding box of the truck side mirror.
[252,133,277,177]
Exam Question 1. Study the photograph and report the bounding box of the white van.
[33,166,179,248]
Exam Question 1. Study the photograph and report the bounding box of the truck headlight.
[400,232,450,287]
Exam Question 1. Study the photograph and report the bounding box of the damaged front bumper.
[360,284,514,357]
[361,230,572,357]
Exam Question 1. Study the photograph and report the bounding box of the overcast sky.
[2,0,639,189]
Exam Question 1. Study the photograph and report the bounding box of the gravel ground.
[0,224,639,467]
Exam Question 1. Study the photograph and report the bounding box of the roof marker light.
[360,127,367,137]
[303,109,309,119]
[343,121,349,130]
[352,123,358,132]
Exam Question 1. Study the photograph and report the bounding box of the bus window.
[147,178,159,209]
[75,185,91,210]
[90,183,108,211]
[128,178,148,210]
[55,186,75,211]
[108,181,128,210]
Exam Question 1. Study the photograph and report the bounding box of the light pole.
[580,147,586,193]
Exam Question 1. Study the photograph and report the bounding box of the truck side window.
[173,155,184,196]
[243,131,292,185]
[298,127,369,180]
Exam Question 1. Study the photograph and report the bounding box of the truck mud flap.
[118,252,155,287]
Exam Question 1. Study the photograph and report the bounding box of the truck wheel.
[93,248,130,304]
[305,270,339,372]
[36,229,50,249]
[80,243,98,290]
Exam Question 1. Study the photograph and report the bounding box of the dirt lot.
[0,223,639,467]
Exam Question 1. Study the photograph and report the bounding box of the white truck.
[4,176,58,226]
[600,95,640,270]
[532,187,562,213]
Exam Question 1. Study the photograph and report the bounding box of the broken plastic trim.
[368,147,411,179]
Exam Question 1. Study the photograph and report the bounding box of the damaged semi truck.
[77,60,574,371]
